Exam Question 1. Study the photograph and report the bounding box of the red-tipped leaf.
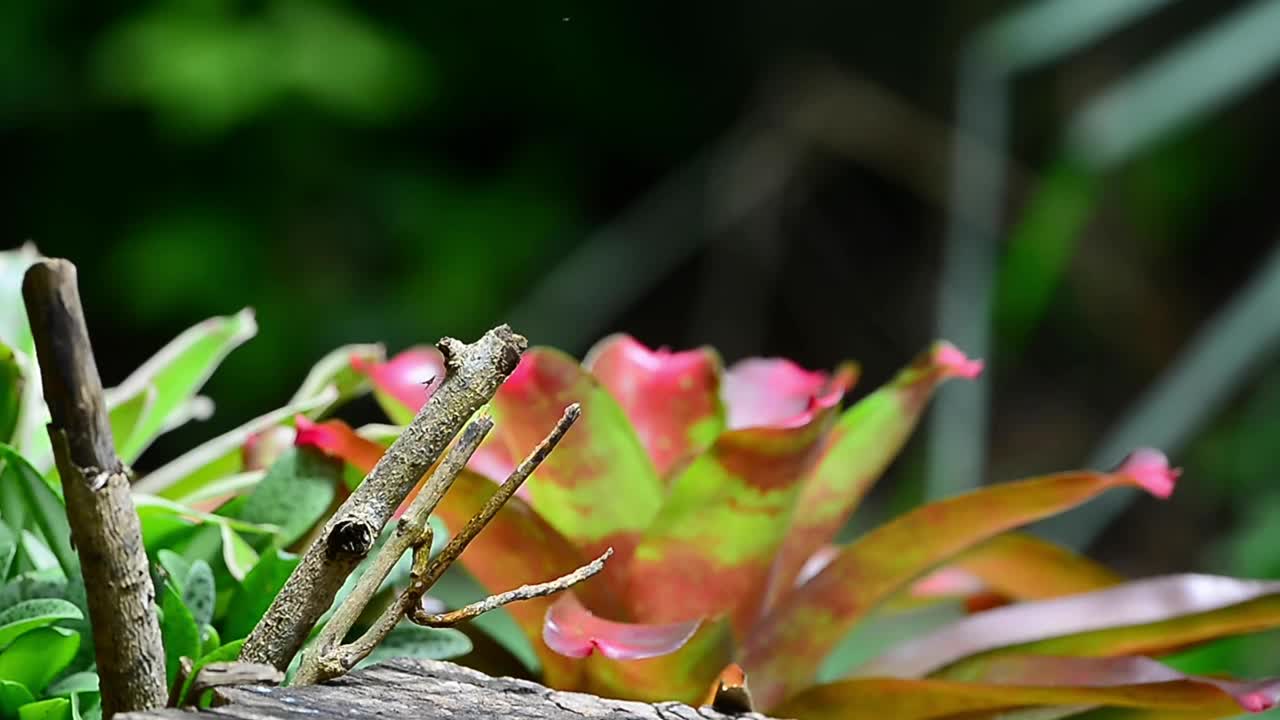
[721,357,853,430]
[579,615,737,705]
[583,334,726,477]
[765,342,981,610]
[740,449,1181,709]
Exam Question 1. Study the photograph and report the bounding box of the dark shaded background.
[6,0,1280,678]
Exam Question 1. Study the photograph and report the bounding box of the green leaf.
[134,387,337,499]
[105,309,257,463]
[160,582,200,690]
[232,448,339,547]
[0,446,76,579]
[44,672,97,698]
[0,521,15,580]
[740,459,1179,709]
[219,525,258,584]
[183,560,215,627]
[0,345,22,446]
[0,680,34,718]
[289,344,383,419]
[17,533,57,575]
[221,547,299,642]
[0,245,38,358]
[353,623,472,669]
[199,624,220,657]
[0,569,67,610]
[0,599,82,649]
[18,697,72,720]
[156,550,192,593]
[0,626,79,694]
[176,639,243,707]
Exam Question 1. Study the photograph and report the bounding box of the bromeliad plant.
[298,334,1280,719]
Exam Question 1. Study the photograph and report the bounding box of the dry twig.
[293,404,591,685]
[22,259,168,719]
[240,326,527,671]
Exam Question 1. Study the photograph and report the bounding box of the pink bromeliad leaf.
[625,360,852,635]
[764,341,982,611]
[350,346,445,425]
[740,448,1181,710]
[583,334,725,477]
[584,616,737,705]
[489,348,664,588]
[861,573,1280,679]
[543,592,701,661]
[774,655,1280,719]
[721,356,855,430]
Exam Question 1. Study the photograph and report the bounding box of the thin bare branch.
[240,326,526,671]
[411,548,612,627]
[415,403,581,593]
[292,416,493,685]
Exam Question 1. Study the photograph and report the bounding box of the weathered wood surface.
[119,659,785,720]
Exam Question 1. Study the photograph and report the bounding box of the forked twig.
[294,403,590,685]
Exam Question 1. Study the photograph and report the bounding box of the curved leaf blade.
[0,626,79,694]
[543,592,700,661]
[0,598,82,648]
[289,343,384,418]
[866,574,1280,679]
[490,349,663,573]
[160,581,201,689]
[767,342,981,608]
[741,453,1181,709]
[0,446,75,578]
[582,615,737,705]
[107,309,257,463]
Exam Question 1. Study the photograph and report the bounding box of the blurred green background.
[6,0,1280,682]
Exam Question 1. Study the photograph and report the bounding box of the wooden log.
[118,659,786,720]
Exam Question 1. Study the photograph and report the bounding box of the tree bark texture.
[22,259,168,719]
[120,659,785,720]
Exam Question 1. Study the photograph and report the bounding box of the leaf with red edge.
[583,334,725,477]
[765,342,981,611]
[350,346,445,425]
[543,592,700,660]
[435,471,620,689]
[774,656,1280,720]
[580,615,737,705]
[863,574,1280,680]
[294,416,387,475]
[740,449,1183,710]
[489,348,664,576]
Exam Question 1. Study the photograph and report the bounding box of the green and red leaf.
[434,471,618,689]
[864,574,1280,679]
[766,342,981,610]
[625,362,852,634]
[774,656,1280,720]
[740,450,1182,710]
[949,532,1123,601]
[583,334,725,477]
[489,348,664,576]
